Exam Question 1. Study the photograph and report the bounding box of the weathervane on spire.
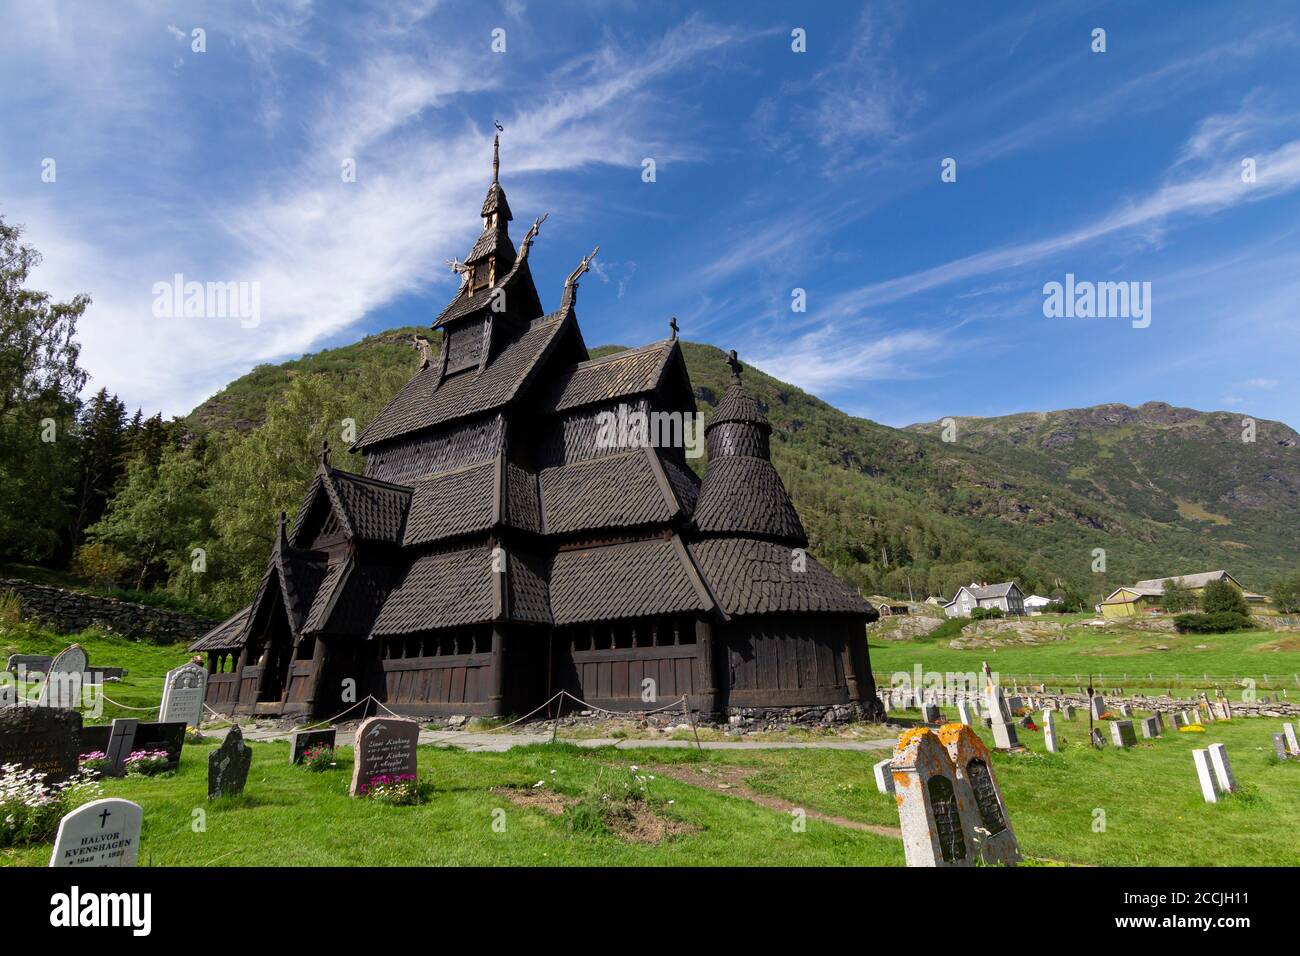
[669,316,678,340]
[726,349,743,384]
[491,125,502,184]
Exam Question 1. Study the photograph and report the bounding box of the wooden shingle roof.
[403,461,498,546]
[548,536,715,626]
[189,605,252,652]
[692,455,807,546]
[707,382,769,430]
[539,448,681,535]
[689,539,874,618]
[290,467,411,546]
[372,547,497,636]
[355,310,573,449]
[540,339,678,414]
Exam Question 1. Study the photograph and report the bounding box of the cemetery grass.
[0,622,192,721]
[868,622,1300,692]
[0,741,905,867]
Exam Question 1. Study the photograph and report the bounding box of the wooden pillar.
[841,621,866,704]
[304,634,330,717]
[694,617,721,717]
[489,623,507,716]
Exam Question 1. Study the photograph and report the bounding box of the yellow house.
[1099,586,1163,619]
[1101,570,1273,619]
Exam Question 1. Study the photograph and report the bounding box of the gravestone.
[8,653,53,674]
[956,700,973,726]
[1192,749,1219,803]
[1273,734,1290,760]
[0,705,81,783]
[890,728,977,867]
[159,662,208,727]
[1154,711,1165,734]
[1139,716,1160,739]
[921,703,941,723]
[1109,720,1137,748]
[1118,704,1133,718]
[36,644,88,709]
[1089,728,1106,749]
[938,723,1021,865]
[208,725,252,799]
[1173,712,1188,728]
[1062,704,1076,721]
[1207,743,1237,793]
[131,721,186,772]
[872,757,894,795]
[78,724,110,754]
[350,717,419,796]
[49,798,142,868]
[104,718,139,777]
[290,728,337,764]
[1090,695,1107,720]
[1005,696,1023,716]
[1043,709,1059,753]
[1283,723,1300,757]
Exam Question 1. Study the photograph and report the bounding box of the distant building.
[1099,569,1273,619]
[942,582,1025,618]
[1023,594,1053,615]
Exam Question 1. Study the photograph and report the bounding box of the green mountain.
[187,334,1299,602]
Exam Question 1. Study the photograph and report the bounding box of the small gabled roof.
[967,581,1019,600]
[290,464,411,546]
[354,309,575,450]
[539,338,683,414]
[190,605,253,652]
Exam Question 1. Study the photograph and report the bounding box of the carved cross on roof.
[669,316,678,340]
[726,349,743,384]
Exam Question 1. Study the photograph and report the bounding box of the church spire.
[492,133,500,185]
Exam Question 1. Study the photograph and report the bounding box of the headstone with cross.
[104,718,139,777]
[49,798,143,867]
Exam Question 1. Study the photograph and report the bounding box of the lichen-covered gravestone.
[36,644,88,709]
[49,798,142,867]
[350,717,419,796]
[938,722,1021,865]
[1109,720,1137,748]
[0,705,81,783]
[208,725,252,799]
[890,728,978,867]
[159,662,208,727]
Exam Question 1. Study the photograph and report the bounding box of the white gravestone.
[49,798,142,867]
[37,644,88,709]
[1283,723,1300,757]
[159,662,208,727]
[1192,749,1219,803]
[873,757,895,795]
[956,700,973,726]
[1042,709,1059,753]
[1207,743,1237,793]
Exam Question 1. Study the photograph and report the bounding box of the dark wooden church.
[193,141,880,721]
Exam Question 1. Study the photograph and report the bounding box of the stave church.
[192,141,881,721]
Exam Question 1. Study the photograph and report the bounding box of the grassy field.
[869,617,1300,695]
[4,623,1299,867]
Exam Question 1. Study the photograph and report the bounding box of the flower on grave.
[1178,725,1206,733]
[125,749,172,776]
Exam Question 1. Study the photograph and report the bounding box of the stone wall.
[0,579,218,644]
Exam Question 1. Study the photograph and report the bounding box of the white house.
[1023,594,1053,614]
[942,582,1026,618]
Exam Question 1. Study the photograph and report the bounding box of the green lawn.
[869,619,1300,695]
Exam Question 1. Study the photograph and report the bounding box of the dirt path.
[649,762,903,839]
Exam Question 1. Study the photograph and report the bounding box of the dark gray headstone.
[0,706,81,783]
[350,717,419,796]
[1139,716,1160,739]
[104,718,139,777]
[1274,734,1290,760]
[131,721,186,772]
[1090,728,1106,749]
[208,725,252,799]
[36,645,88,708]
[290,728,336,764]
[79,725,111,754]
[7,654,53,674]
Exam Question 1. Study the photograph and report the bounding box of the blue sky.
[2,0,1298,428]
